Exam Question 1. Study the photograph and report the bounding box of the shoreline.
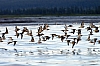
[0,14,100,17]
[0,16,100,26]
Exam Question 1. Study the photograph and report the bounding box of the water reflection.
[0,22,100,66]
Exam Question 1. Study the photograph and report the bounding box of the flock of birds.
[0,22,100,49]
[0,22,100,66]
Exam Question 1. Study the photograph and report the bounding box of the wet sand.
[0,16,100,26]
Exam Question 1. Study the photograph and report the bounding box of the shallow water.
[0,16,100,66]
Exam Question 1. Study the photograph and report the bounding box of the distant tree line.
[0,6,100,15]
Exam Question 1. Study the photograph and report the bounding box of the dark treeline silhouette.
[0,6,100,15]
